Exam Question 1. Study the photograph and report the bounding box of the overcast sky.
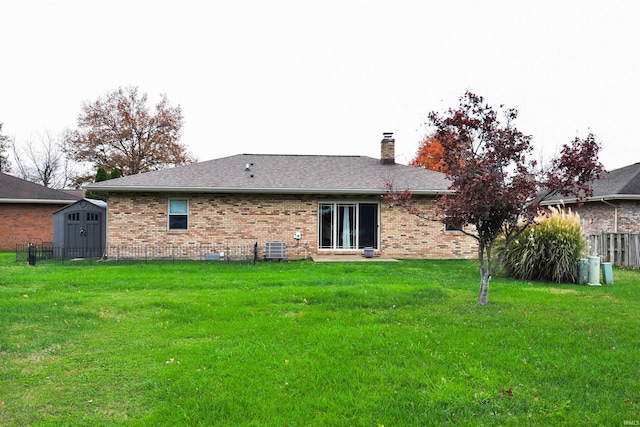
[1,0,638,171]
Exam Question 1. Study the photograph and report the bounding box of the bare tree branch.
[11,130,81,188]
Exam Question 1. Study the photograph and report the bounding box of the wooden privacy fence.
[589,233,640,269]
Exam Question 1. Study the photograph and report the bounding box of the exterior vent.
[265,241,286,261]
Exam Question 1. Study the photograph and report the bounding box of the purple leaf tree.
[386,92,604,305]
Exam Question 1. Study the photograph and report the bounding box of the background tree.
[85,167,109,201]
[0,123,10,172]
[386,91,604,305]
[409,135,447,172]
[84,167,124,200]
[109,168,122,180]
[11,130,75,188]
[66,86,195,176]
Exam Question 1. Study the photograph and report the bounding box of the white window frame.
[168,199,189,231]
[318,201,380,251]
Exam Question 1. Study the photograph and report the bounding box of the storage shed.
[53,199,107,258]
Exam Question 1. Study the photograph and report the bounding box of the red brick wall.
[105,192,477,259]
[0,203,66,251]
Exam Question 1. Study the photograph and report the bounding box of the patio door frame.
[318,201,379,251]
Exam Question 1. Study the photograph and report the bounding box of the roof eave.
[540,194,640,205]
[83,185,452,196]
[0,198,78,204]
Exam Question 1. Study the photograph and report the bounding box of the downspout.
[601,199,618,233]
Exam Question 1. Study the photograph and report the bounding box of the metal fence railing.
[15,243,55,263]
[16,243,259,265]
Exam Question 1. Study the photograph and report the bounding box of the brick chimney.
[380,132,395,164]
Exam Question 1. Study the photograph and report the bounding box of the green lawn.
[1,253,639,426]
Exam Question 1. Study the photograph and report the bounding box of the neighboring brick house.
[0,172,80,251]
[85,133,477,260]
[541,162,640,235]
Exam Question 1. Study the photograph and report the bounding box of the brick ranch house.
[0,172,80,251]
[541,162,640,236]
[85,133,477,260]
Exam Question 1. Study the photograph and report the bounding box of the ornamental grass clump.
[500,206,587,283]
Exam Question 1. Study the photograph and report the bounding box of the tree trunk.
[477,243,491,305]
[478,272,490,306]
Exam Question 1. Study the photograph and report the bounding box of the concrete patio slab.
[311,254,398,262]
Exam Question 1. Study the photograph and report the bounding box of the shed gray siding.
[53,199,107,257]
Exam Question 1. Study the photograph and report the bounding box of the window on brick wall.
[168,199,188,230]
[319,202,379,250]
[444,218,464,232]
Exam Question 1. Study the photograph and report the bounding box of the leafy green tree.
[95,167,108,182]
[109,168,122,179]
[85,167,109,201]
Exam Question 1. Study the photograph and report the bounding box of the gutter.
[0,198,78,204]
[82,185,453,196]
[540,194,640,205]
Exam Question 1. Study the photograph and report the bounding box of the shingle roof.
[85,154,451,195]
[53,198,107,214]
[0,172,81,203]
[542,162,640,204]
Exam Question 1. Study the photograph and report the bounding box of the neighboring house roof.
[84,154,452,195]
[0,172,81,204]
[542,162,640,205]
[59,189,86,199]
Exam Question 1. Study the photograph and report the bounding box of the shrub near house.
[499,207,587,283]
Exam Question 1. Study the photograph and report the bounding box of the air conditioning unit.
[265,241,286,261]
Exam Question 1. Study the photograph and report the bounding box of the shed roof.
[85,154,451,195]
[0,172,81,204]
[53,198,107,214]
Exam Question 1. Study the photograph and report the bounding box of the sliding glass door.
[319,202,379,250]
[358,203,378,249]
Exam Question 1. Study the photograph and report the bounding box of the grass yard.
[1,253,639,426]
